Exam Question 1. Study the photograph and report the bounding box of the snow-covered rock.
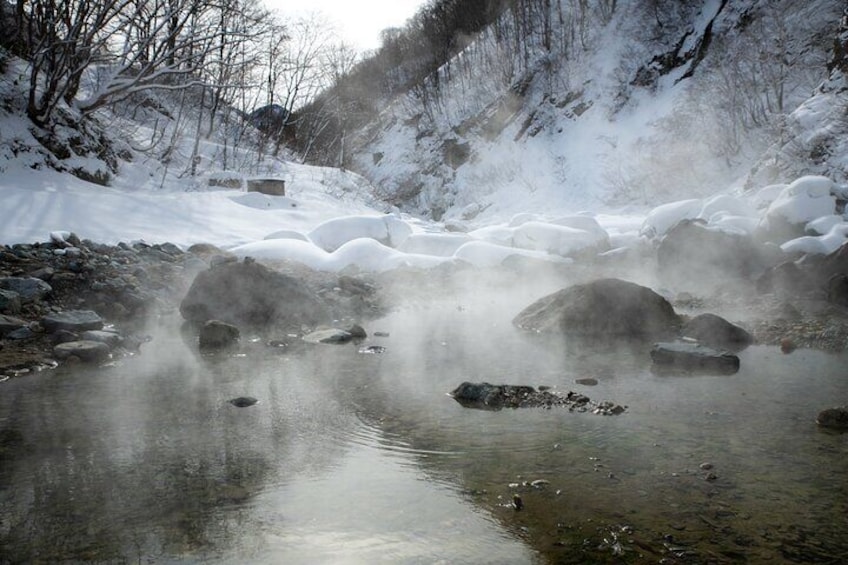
[765,176,836,226]
[308,214,413,252]
[640,199,702,239]
[512,221,609,258]
[398,233,473,256]
[781,223,848,255]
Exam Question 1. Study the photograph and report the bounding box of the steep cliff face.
[348,0,841,222]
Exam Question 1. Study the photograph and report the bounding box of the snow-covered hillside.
[349,0,841,223]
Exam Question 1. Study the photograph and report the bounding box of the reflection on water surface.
[1,291,847,563]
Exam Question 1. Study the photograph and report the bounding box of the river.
[1,285,847,563]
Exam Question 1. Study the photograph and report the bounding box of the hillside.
[340,0,842,222]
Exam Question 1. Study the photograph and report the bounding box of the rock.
[575,378,599,386]
[651,342,740,374]
[658,220,768,289]
[80,330,123,347]
[816,406,848,430]
[303,328,353,344]
[180,259,331,330]
[450,382,536,409]
[42,310,104,333]
[229,396,259,408]
[0,277,52,303]
[826,274,848,307]
[0,289,21,314]
[198,320,240,350]
[346,324,367,338]
[6,326,35,340]
[0,314,27,337]
[514,278,680,339]
[756,261,817,297]
[681,313,753,351]
[53,340,111,362]
[52,330,79,344]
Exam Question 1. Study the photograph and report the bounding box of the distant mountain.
[321,0,843,222]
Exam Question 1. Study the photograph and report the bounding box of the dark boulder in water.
[229,397,259,408]
[180,259,331,330]
[681,313,753,351]
[198,320,240,350]
[816,406,848,430]
[513,278,680,339]
[450,382,536,409]
[651,342,740,374]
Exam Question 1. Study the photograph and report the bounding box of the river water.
[1,285,847,564]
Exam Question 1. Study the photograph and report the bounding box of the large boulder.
[681,314,753,351]
[180,259,331,330]
[513,278,680,339]
[658,220,768,289]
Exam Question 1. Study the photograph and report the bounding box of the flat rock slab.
[651,342,740,374]
[42,310,104,333]
[303,328,353,344]
[53,340,111,362]
[80,330,123,347]
[0,314,27,336]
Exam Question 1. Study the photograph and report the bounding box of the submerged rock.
[651,342,740,374]
[514,278,680,339]
[449,381,626,414]
[229,396,259,408]
[198,320,240,350]
[816,407,848,430]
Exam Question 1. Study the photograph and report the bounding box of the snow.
[4,144,846,272]
[640,199,702,238]
[764,175,836,226]
[781,223,848,255]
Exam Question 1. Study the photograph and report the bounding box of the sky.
[264,0,427,52]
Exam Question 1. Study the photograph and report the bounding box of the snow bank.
[764,176,836,226]
[398,233,473,256]
[512,221,608,257]
[640,199,701,238]
[781,223,848,255]
[308,214,413,252]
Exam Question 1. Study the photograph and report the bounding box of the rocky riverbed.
[0,233,385,378]
[3,232,848,380]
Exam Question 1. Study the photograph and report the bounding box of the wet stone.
[0,277,52,304]
[651,342,740,374]
[53,340,111,363]
[229,397,259,408]
[42,310,104,333]
[816,406,848,430]
[303,328,353,344]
